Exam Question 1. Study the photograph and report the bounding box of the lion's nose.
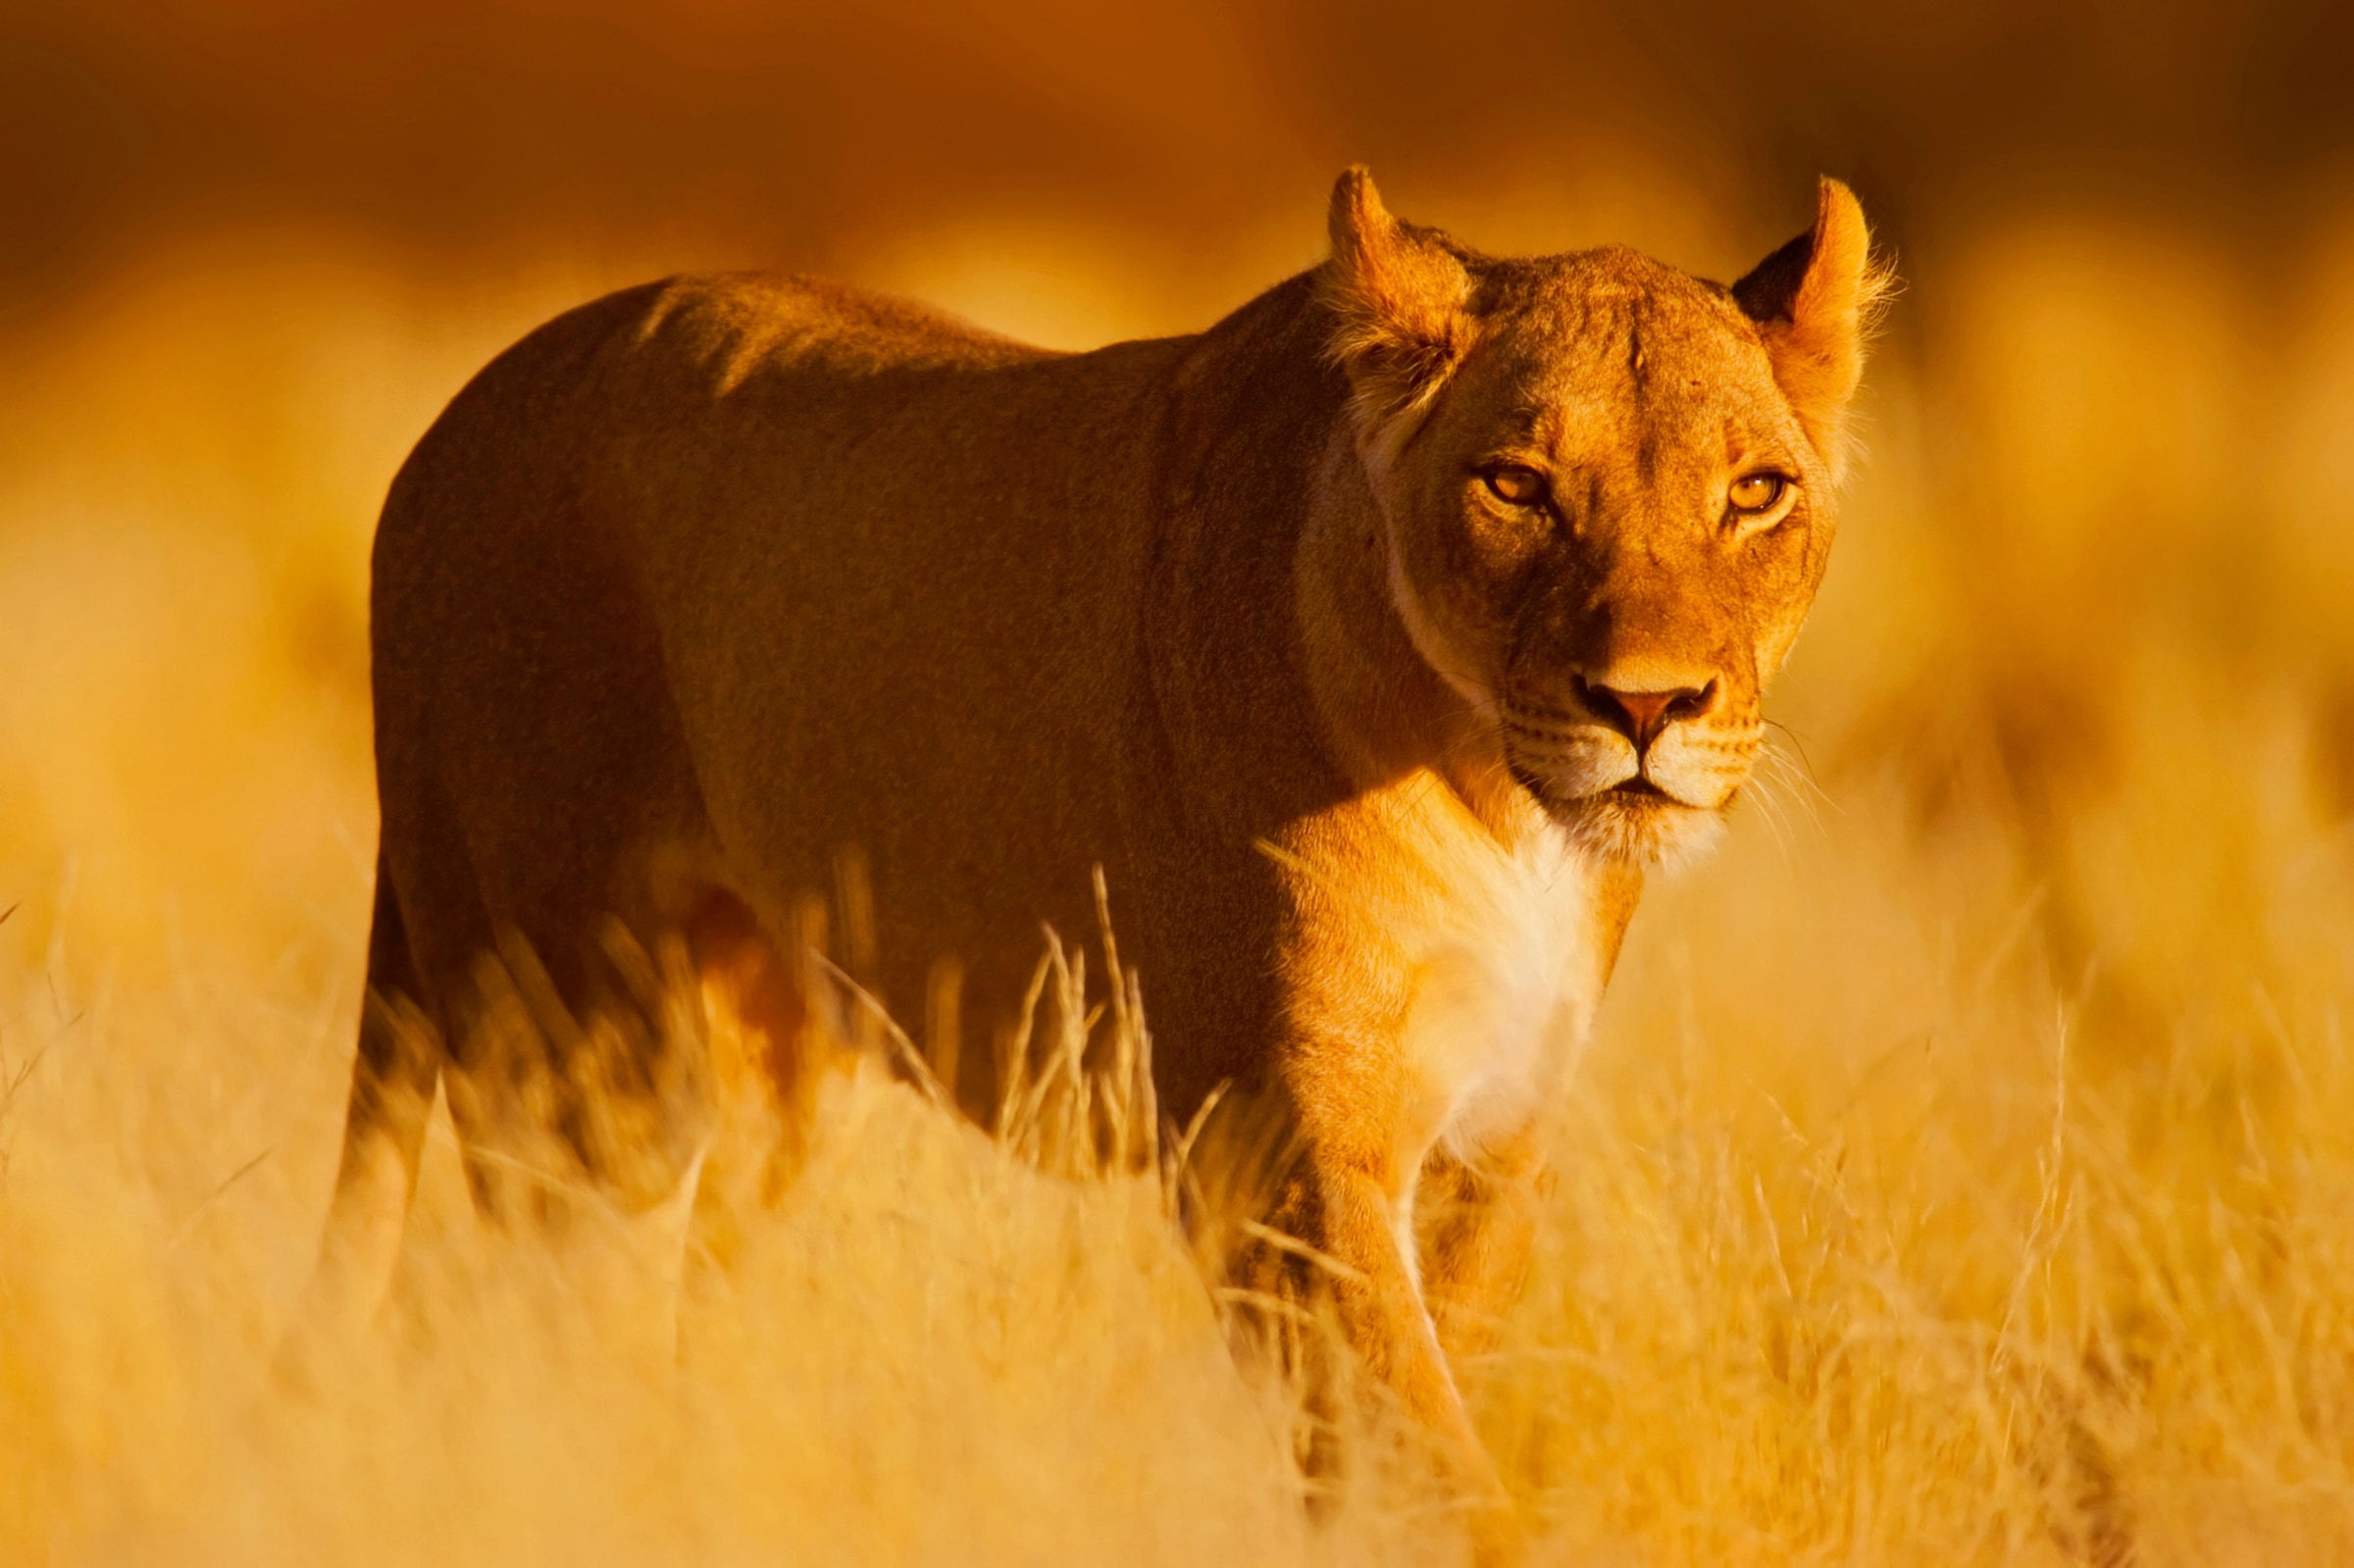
[1574,675,1717,753]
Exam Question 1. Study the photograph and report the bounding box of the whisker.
[1763,721,1835,805]
[1743,767,1798,867]
[1760,735,1837,825]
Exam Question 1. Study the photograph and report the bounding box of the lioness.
[304,168,1880,1543]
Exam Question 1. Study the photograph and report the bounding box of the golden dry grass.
[3,210,2353,1565]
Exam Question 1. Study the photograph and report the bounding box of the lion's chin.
[1544,784,1726,871]
[1506,758,1733,869]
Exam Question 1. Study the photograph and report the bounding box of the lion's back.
[594,271,1062,398]
[371,269,1083,698]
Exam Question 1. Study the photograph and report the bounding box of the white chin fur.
[1554,794,1728,872]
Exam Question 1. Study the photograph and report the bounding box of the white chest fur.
[1396,822,1609,1162]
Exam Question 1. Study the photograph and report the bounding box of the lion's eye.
[1728,473,1788,514]
[1485,466,1549,506]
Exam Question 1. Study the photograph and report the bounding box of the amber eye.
[1485,465,1549,506]
[1728,473,1789,515]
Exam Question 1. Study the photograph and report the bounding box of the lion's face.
[1378,255,1833,864]
[1323,171,1880,865]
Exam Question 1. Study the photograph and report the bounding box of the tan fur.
[300,170,1880,1552]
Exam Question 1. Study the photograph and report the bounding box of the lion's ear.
[1322,167,1474,452]
[1733,178,1887,479]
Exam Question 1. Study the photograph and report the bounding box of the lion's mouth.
[1508,756,1733,865]
[1509,760,1690,812]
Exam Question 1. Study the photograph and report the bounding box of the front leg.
[1417,1133,1546,1372]
[1267,1132,1527,1562]
[1307,1144,1486,1451]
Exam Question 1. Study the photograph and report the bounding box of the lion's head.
[1321,169,1888,865]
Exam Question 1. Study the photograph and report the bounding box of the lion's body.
[306,173,1881,1558]
[375,275,1241,1125]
